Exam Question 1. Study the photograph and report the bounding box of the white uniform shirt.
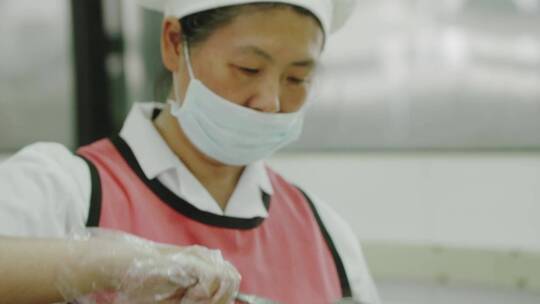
[0,102,380,303]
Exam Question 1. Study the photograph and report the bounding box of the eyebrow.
[237,46,315,68]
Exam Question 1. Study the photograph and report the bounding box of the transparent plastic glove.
[55,228,241,304]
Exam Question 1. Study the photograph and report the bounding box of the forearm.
[0,236,109,304]
[0,232,241,304]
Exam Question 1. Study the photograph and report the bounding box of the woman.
[0,0,380,303]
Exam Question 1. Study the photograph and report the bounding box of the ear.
[161,16,184,73]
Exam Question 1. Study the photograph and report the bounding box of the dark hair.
[154,3,323,101]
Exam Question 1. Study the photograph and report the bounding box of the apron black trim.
[77,155,102,227]
[151,107,161,120]
[261,191,271,211]
[295,186,353,298]
[110,135,270,230]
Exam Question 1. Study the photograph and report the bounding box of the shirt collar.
[119,102,273,218]
[119,102,180,179]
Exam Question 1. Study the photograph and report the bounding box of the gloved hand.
[55,228,241,304]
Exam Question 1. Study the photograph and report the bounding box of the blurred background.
[0,0,539,303]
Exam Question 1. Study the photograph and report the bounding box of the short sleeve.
[0,142,91,237]
[305,189,382,304]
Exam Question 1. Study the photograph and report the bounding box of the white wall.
[268,151,540,252]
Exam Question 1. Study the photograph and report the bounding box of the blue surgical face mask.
[168,42,305,166]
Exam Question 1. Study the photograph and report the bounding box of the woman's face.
[162,7,325,113]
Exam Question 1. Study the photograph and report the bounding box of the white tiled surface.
[367,242,538,289]
[377,279,540,304]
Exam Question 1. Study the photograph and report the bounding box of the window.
[0,0,73,152]
[293,0,540,151]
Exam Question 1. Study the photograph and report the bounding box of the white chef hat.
[136,0,357,35]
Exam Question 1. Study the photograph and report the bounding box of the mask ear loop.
[182,39,195,80]
[170,38,195,111]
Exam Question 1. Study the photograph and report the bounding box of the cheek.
[280,87,308,113]
[198,61,247,105]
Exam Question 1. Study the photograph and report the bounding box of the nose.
[246,78,280,113]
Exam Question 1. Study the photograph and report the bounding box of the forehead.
[201,7,324,60]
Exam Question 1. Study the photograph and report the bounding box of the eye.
[287,77,307,85]
[238,66,260,75]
